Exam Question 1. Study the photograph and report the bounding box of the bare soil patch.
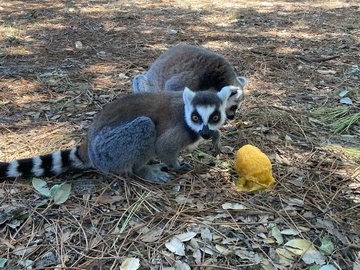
[0,0,359,269]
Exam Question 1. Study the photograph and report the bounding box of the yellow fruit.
[234,144,275,192]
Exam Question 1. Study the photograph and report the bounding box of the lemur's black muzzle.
[199,125,211,140]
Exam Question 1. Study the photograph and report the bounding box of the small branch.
[250,49,341,63]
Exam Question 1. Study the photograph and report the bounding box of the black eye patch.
[191,112,202,123]
[229,91,238,97]
[209,111,221,123]
[229,105,238,111]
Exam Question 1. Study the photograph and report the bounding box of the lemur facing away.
[0,87,231,183]
[132,44,248,120]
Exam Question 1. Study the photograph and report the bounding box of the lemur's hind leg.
[88,116,171,182]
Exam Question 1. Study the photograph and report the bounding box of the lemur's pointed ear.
[237,76,248,87]
[217,86,233,102]
[183,87,196,105]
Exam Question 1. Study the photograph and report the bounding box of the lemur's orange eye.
[192,115,199,122]
[212,115,219,122]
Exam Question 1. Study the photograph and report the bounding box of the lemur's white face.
[183,87,230,139]
[187,105,224,139]
[223,77,248,120]
[226,87,245,120]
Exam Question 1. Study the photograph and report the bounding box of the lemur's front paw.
[135,164,173,183]
[211,143,222,156]
[177,162,193,171]
[210,129,222,156]
[167,162,193,171]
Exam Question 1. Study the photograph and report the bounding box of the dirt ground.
[0,0,359,269]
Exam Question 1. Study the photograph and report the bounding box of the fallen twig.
[250,49,341,63]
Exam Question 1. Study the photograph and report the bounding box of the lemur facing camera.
[132,44,248,120]
[0,87,231,183]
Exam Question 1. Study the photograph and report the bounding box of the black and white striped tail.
[0,146,90,179]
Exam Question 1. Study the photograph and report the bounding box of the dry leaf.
[201,228,213,241]
[316,69,336,75]
[280,228,300,236]
[302,248,326,265]
[175,194,194,205]
[221,202,247,210]
[339,90,350,97]
[13,245,36,256]
[189,238,199,249]
[271,226,284,245]
[174,232,197,242]
[284,239,312,255]
[215,244,232,255]
[35,252,59,268]
[235,249,261,263]
[199,246,215,255]
[260,257,278,270]
[120,258,140,270]
[276,247,295,266]
[319,236,334,255]
[284,238,325,265]
[193,249,201,265]
[318,265,337,270]
[165,238,185,256]
[75,41,83,49]
[174,260,191,270]
[263,237,276,244]
[286,198,304,207]
[140,228,162,243]
[95,195,124,205]
[340,97,353,104]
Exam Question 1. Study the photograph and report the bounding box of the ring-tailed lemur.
[132,44,248,120]
[0,87,231,183]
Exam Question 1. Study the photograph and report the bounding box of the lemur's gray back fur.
[132,44,248,119]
